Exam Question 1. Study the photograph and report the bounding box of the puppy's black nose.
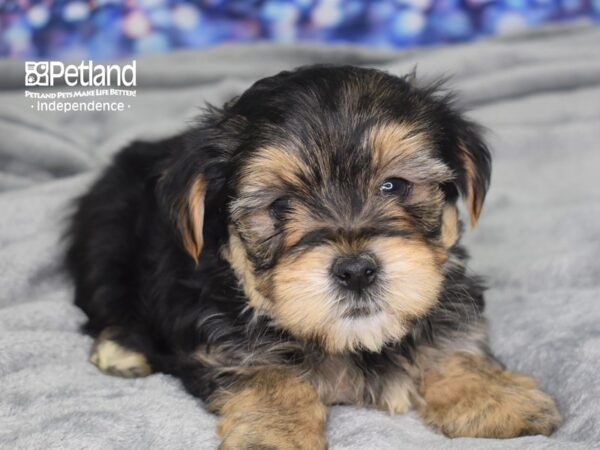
[332,256,378,291]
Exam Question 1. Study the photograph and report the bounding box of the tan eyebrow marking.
[366,122,454,183]
[238,146,307,194]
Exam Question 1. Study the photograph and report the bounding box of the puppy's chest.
[300,353,416,414]
[301,354,372,405]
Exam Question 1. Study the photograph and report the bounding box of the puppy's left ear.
[454,120,492,227]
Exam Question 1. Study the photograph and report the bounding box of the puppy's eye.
[379,178,412,200]
[270,197,291,221]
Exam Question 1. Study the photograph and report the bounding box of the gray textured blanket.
[1,23,600,450]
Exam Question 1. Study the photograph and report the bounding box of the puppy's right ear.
[156,109,234,263]
[157,151,208,263]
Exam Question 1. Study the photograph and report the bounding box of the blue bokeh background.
[1,0,598,60]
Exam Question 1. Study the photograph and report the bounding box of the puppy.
[67,65,561,449]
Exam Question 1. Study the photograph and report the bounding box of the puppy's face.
[162,67,491,353]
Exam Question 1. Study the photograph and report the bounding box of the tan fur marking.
[366,122,454,186]
[90,329,152,378]
[238,145,306,193]
[371,236,443,318]
[418,353,561,438]
[179,176,206,262]
[211,369,327,450]
[222,228,273,314]
[368,122,428,167]
[271,245,338,349]
[440,205,459,249]
[459,142,483,227]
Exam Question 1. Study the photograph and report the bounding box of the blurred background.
[0,0,598,60]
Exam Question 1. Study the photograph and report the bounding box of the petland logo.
[25,60,136,87]
[24,60,137,113]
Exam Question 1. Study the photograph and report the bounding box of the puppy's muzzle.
[331,254,378,292]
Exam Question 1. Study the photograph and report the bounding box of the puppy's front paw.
[217,402,327,450]
[418,353,561,438]
[212,369,327,450]
[217,416,327,450]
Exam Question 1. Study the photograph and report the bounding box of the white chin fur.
[323,310,409,353]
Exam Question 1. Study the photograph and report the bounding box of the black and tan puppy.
[67,65,560,449]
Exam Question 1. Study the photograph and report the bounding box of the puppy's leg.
[210,369,327,450]
[417,352,561,438]
[90,328,153,378]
